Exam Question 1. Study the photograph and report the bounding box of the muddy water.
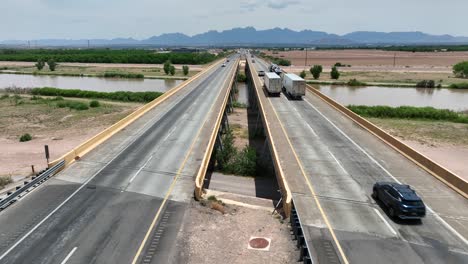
[317,85,468,111]
[0,73,183,92]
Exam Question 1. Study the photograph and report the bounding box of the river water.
[0,73,182,93]
[317,85,468,111]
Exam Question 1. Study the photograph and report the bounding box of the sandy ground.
[0,95,140,177]
[183,197,297,264]
[263,49,468,69]
[0,61,206,71]
[403,140,468,181]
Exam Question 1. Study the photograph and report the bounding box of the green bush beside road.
[348,105,468,124]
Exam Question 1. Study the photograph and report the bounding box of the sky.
[2,0,466,40]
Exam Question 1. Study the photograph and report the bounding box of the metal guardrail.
[290,201,313,264]
[0,160,65,211]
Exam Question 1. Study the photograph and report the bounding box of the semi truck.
[282,73,305,99]
[264,72,282,96]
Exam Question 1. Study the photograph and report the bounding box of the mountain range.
[2,27,468,47]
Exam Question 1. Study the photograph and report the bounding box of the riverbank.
[368,118,468,180]
[0,61,203,80]
[0,92,142,177]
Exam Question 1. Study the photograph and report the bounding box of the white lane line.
[129,154,154,183]
[373,208,398,236]
[290,104,318,137]
[303,97,468,247]
[328,150,348,175]
[0,66,223,261]
[60,247,77,264]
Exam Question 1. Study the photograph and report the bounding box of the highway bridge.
[0,53,467,264]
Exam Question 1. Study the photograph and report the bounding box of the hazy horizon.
[1,0,466,41]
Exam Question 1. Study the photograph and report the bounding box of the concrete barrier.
[307,85,468,198]
[246,60,293,216]
[49,59,224,169]
[194,60,239,200]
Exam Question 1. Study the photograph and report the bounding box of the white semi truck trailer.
[282,73,305,99]
[264,72,282,96]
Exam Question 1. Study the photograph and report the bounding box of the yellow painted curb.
[194,59,239,200]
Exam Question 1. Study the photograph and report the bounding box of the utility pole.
[28,40,31,49]
[393,52,396,67]
[87,40,90,48]
[305,47,308,69]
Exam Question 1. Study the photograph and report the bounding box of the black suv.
[373,182,426,220]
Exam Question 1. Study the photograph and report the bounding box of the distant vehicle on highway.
[221,63,226,67]
[373,182,426,220]
[269,64,282,74]
[282,73,305,99]
[258,70,265,76]
[264,72,281,96]
[252,59,255,63]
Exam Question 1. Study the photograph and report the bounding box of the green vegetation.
[330,66,340,80]
[182,65,189,76]
[449,82,468,89]
[453,61,468,78]
[169,65,176,76]
[163,60,171,75]
[310,65,323,79]
[47,59,57,71]
[35,59,45,70]
[0,49,218,64]
[237,73,247,82]
[348,105,468,124]
[299,70,307,79]
[0,176,13,189]
[57,100,89,110]
[216,130,257,176]
[334,62,351,67]
[347,79,366,86]
[258,52,291,66]
[102,72,144,78]
[19,133,32,142]
[89,100,100,107]
[232,101,247,108]
[416,80,436,88]
[31,87,162,103]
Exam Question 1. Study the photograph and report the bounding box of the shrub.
[31,87,162,103]
[89,100,100,107]
[182,65,189,76]
[330,66,340,79]
[347,105,468,123]
[237,73,247,82]
[1,94,9,99]
[103,72,144,79]
[347,79,366,86]
[453,61,468,78]
[19,133,32,142]
[47,59,57,71]
[299,70,307,79]
[35,59,45,70]
[56,100,89,110]
[163,60,172,75]
[449,82,468,89]
[310,65,323,79]
[169,65,176,76]
[0,175,13,189]
[334,62,344,67]
[416,80,435,88]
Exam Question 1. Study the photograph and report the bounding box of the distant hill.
[2,27,468,47]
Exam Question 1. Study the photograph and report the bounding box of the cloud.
[267,0,300,9]
[240,0,300,12]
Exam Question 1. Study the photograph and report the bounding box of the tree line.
[0,49,218,64]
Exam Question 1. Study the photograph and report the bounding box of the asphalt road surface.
[0,56,238,264]
[253,57,468,264]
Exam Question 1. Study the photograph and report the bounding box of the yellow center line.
[252,64,350,264]
[131,61,236,264]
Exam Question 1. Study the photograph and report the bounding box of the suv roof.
[387,183,421,201]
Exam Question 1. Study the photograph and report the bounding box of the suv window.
[387,188,400,200]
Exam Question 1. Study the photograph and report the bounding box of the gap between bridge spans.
[248,60,350,264]
[47,58,225,170]
[131,58,240,264]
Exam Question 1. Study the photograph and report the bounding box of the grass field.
[368,118,468,146]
